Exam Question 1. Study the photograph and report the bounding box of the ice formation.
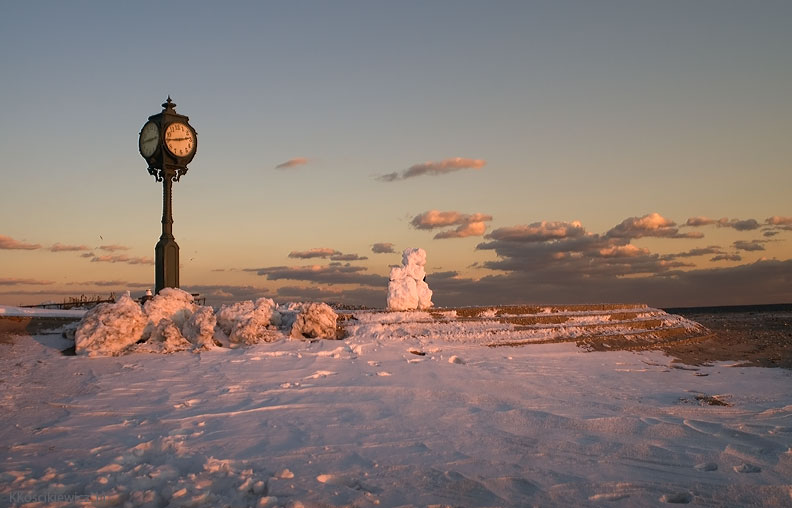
[74,289,339,356]
[287,302,338,339]
[387,247,433,311]
[74,293,148,357]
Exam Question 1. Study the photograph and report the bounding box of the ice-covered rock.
[387,247,433,311]
[75,293,148,356]
[288,302,338,339]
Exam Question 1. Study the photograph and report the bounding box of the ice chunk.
[218,297,280,344]
[133,319,192,354]
[75,293,148,356]
[288,302,338,339]
[183,306,218,349]
[143,288,196,339]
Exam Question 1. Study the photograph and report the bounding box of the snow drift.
[74,289,338,356]
[387,247,433,311]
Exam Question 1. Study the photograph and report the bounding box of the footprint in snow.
[448,355,465,364]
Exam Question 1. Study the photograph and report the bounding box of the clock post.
[138,97,197,294]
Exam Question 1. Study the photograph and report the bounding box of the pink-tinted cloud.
[411,210,493,240]
[275,157,309,169]
[98,244,130,252]
[486,221,587,242]
[379,157,486,181]
[288,248,341,259]
[434,221,488,239]
[411,210,492,230]
[0,235,41,250]
[607,213,700,239]
[766,216,792,226]
[596,244,650,258]
[0,277,54,286]
[371,242,395,254]
[90,254,154,265]
[49,243,91,252]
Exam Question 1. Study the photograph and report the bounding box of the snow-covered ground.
[1,312,791,507]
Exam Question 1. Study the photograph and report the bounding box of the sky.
[1,1,790,308]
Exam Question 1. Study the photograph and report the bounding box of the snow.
[2,310,791,507]
[387,247,433,310]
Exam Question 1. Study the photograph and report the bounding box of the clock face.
[139,121,159,157]
[164,122,195,157]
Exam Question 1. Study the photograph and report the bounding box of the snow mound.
[75,294,148,357]
[387,247,433,311]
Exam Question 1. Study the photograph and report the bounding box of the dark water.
[663,303,792,315]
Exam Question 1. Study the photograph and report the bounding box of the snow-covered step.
[341,304,709,350]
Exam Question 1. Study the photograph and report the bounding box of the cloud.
[288,248,341,259]
[486,221,587,242]
[0,278,55,286]
[379,157,486,181]
[662,246,724,260]
[596,244,651,258]
[80,252,95,258]
[0,235,41,250]
[607,213,700,239]
[711,254,742,262]
[434,221,489,239]
[727,219,761,231]
[329,253,368,261]
[412,211,493,230]
[766,216,792,226]
[98,245,130,252]
[733,240,766,252]
[275,157,309,169]
[685,216,717,227]
[411,210,493,239]
[686,216,762,231]
[49,243,91,252]
[247,264,388,287]
[428,259,792,308]
[371,242,395,254]
[90,254,154,265]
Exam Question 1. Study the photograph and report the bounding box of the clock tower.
[138,97,197,294]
